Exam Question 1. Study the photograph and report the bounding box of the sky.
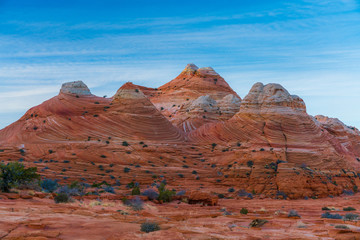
[0,0,360,129]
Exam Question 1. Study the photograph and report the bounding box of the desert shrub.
[41,178,58,193]
[140,221,160,233]
[288,210,301,218]
[132,186,141,195]
[17,180,41,191]
[218,193,225,199]
[335,225,349,229]
[56,184,85,196]
[322,207,331,211]
[54,192,70,203]
[122,141,129,146]
[249,219,268,228]
[103,185,115,194]
[157,182,175,202]
[238,189,253,199]
[124,167,131,173]
[344,213,359,221]
[321,212,342,219]
[276,191,288,200]
[124,196,144,211]
[228,187,235,193]
[247,161,253,168]
[343,189,354,196]
[343,207,356,211]
[0,162,39,192]
[142,189,159,200]
[240,208,248,215]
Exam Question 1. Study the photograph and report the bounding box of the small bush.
[124,196,143,211]
[142,189,159,200]
[238,189,253,199]
[343,189,354,196]
[54,192,70,203]
[157,182,175,202]
[122,141,129,146]
[41,178,58,193]
[321,212,342,219]
[344,213,359,221]
[124,167,131,173]
[247,161,253,168]
[288,210,301,218]
[228,187,235,193]
[240,208,248,215]
[132,186,141,195]
[322,207,331,211]
[343,207,356,211]
[335,225,349,229]
[249,219,268,228]
[140,221,160,233]
[103,185,115,194]
[0,162,39,192]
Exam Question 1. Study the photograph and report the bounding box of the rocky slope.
[0,65,360,200]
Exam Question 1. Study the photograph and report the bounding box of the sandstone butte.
[0,64,360,239]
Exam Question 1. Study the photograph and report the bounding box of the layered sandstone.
[0,66,359,200]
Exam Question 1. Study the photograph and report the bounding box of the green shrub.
[132,186,141,195]
[240,208,248,215]
[157,182,175,203]
[0,162,39,192]
[140,221,160,233]
[335,225,349,229]
[343,207,356,211]
[54,192,70,203]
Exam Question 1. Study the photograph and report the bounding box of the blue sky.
[0,0,360,129]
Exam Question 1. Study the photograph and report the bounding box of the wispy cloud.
[0,0,359,129]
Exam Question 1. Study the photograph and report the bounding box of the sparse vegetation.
[157,182,175,202]
[344,213,359,221]
[0,162,39,192]
[343,207,356,211]
[54,192,70,203]
[240,208,248,215]
[140,221,160,233]
[249,219,268,228]
[288,210,301,218]
[321,212,342,219]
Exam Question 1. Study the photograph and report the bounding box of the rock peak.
[241,82,306,112]
[113,82,146,100]
[197,67,218,76]
[60,81,91,95]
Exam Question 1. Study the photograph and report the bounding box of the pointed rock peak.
[184,63,199,71]
[60,81,91,95]
[182,63,199,75]
[113,82,146,100]
[197,67,219,76]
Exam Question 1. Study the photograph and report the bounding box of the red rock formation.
[0,67,359,200]
[148,64,241,132]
